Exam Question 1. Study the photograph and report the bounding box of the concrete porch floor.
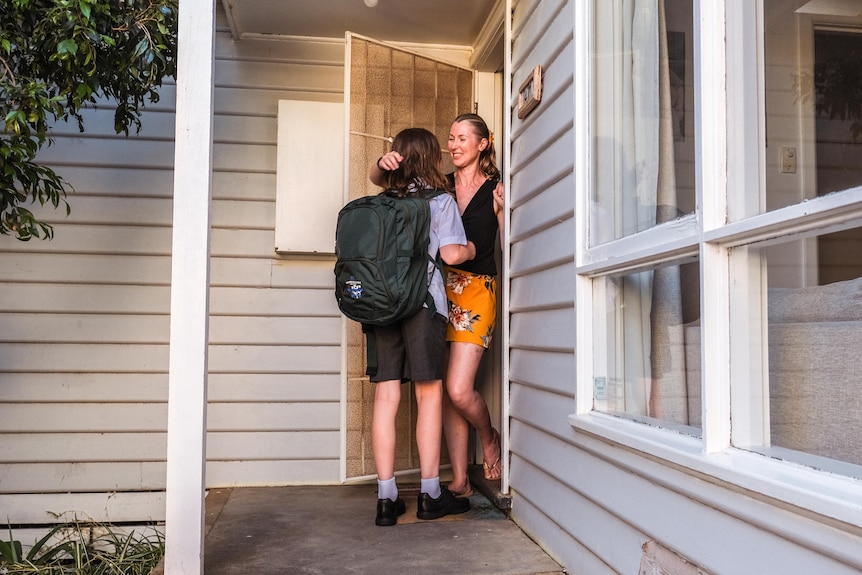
[193,466,565,575]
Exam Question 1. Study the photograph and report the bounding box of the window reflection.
[591,0,695,246]
[592,260,701,431]
[762,3,862,215]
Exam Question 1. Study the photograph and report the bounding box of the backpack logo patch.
[346,276,363,299]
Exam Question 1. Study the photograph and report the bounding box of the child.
[367,128,475,526]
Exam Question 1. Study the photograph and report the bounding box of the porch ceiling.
[220,0,499,47]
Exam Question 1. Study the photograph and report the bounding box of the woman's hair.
[384,128,450,196]
[452,113,501,181]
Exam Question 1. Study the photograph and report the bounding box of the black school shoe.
[416,486,470,520]
[375,497,406,526]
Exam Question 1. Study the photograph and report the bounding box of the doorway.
[342,34,478,480]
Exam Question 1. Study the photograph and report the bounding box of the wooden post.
[163,0,216,572]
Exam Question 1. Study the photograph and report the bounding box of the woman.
[440,113,504,495]
[366,128,476,526]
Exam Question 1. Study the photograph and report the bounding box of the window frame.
[571,0,862,530]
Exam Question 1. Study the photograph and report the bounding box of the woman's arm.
[440,241,476,266]
[369,151,403,186]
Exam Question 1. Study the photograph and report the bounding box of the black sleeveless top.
[447,174,499,276]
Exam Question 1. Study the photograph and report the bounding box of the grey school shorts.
[368,308,448,383]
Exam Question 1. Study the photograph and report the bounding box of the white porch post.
[163,0,216,572]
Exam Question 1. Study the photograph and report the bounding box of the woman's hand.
[369,151,404,186]
[493,181,504,211]
[377,151,403,171]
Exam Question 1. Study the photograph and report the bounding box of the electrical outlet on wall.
[780,146,797,174]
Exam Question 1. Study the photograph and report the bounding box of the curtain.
[648,0,688,423]
[618,0,687,423]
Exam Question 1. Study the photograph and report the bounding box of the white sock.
[377,477,398,502]
[421,476,441,499]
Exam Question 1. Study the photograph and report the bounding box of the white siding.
[507,1,862,574]
[0,6,343,533]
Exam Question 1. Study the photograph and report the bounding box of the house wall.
[0,8,346,532]
[506,0,862,573]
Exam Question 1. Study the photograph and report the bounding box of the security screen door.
[343,33,474,480]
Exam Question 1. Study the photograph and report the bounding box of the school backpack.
[334,189,445,327]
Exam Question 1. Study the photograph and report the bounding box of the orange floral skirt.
[444,266,497,348]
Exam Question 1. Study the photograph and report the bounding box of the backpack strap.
[363,324,378,377]
[420,188,450,317]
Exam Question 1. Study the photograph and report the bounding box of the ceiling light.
[364,0,378,7]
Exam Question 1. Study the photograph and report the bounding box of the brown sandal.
[448,481,473,498]
[483,429,502,481]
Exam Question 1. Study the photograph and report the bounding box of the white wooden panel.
[0,343,167,371]
[207,403,339,432]
[275,100,344,254]
[3,225,172,254]
[206,459,340,486]
[510,220,576,276]
[210,228,275,257]
[0,433,166,462]
[211,199,274,229]
[49,107,176,139]
[509,451,645,574]
[206,431,338,459]
[512,0,572,68]
[208,373,339,402]
[25,195,172,226]
[511,497,614,575]
[0,491,166,523]
[215,60,343,93]
[0,314,168,342]
[209,286,334,315]
[0,313,341,345]
[0,373,167,402]
[0,373,332,404]
[510,127,575,205]
[37,136,176,168]
[0,284,169,314]
[215,34,343,64]
[0,404,166,432]
[26,195,274,230]
[510,308,574,352]
[510,174,575,241]
[510,383,579,440]
[209,316,340,345]
[212,142,274,172]
[49,166,174,197]
[0,462,166,493]
[207,344,339,373]
[0,254,169,284]
[211,172,276,201]
[270,259,338,288]
[509,350,575,397]
[509,264,576,311]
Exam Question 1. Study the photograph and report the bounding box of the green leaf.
[56,38,78,55]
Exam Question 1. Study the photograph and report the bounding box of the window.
[577,0,862,494]
[587,0,699,433]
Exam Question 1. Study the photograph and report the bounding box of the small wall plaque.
[517,65,543,119]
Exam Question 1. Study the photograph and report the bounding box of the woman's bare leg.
[443,341,500,484]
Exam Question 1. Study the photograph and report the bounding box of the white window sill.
[569,411,862,531]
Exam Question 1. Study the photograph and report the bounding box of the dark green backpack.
[334,189,444,327]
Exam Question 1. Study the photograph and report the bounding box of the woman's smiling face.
[448,120,485,169]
